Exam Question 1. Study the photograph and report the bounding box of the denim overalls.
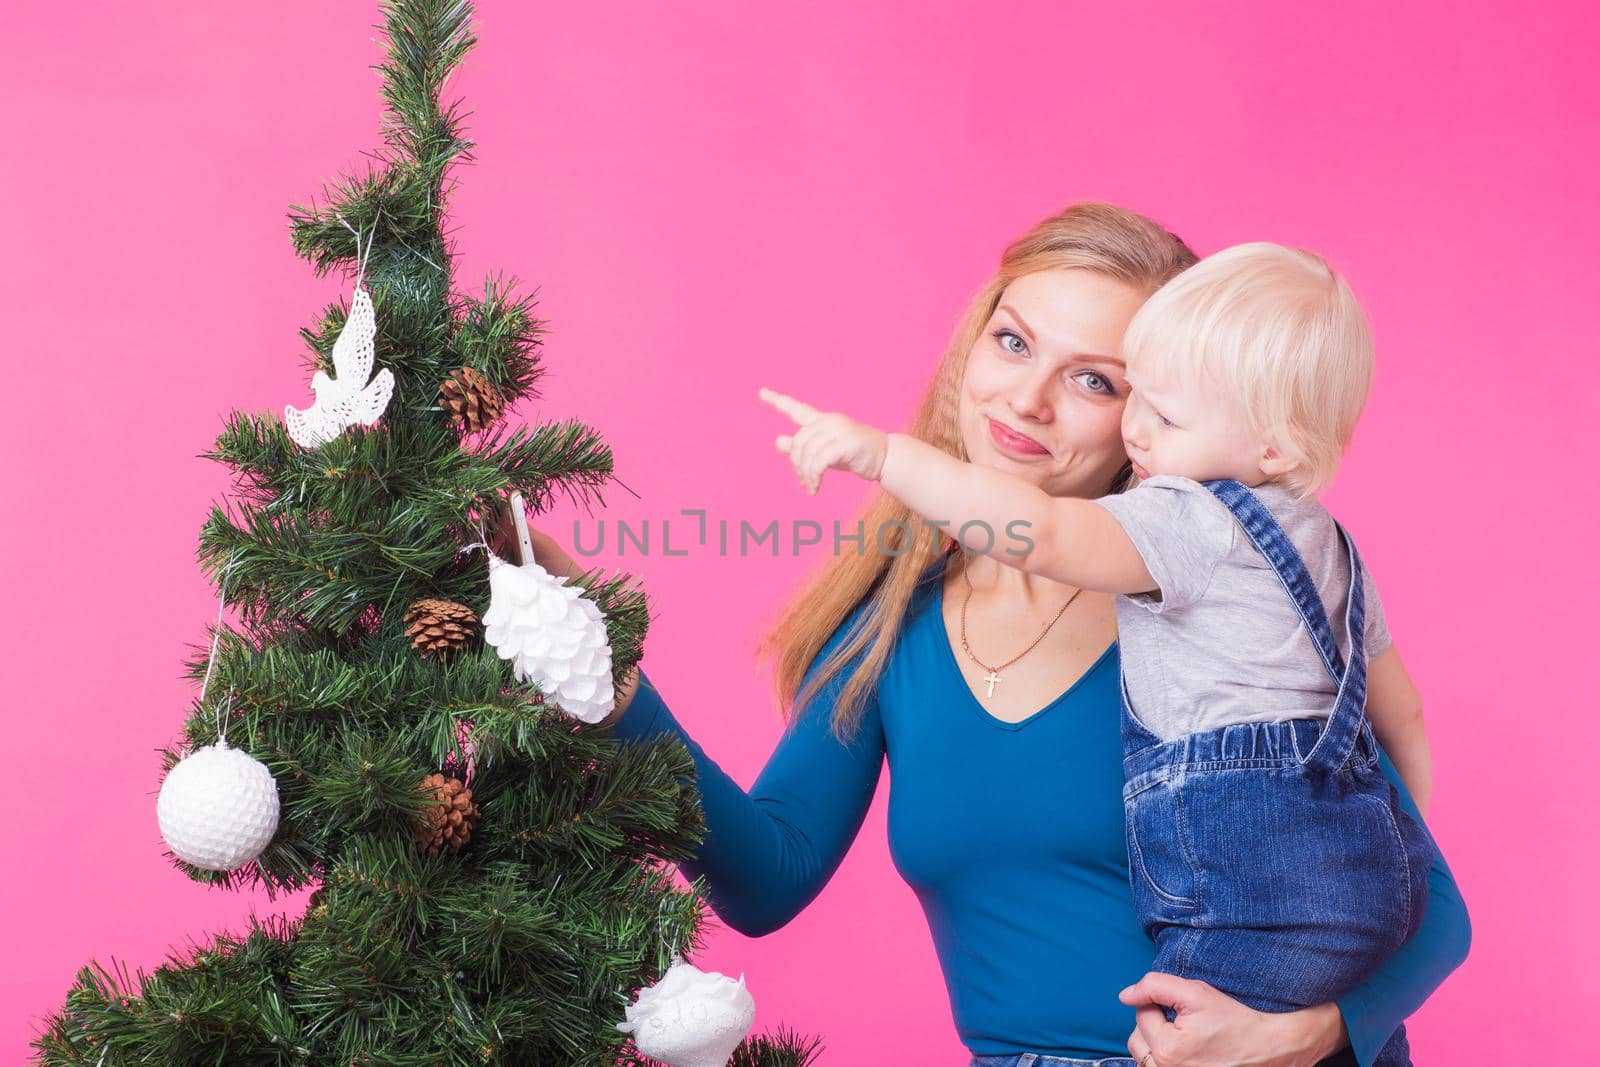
[964,485,1431,1067]
[1106,480,1431,1065]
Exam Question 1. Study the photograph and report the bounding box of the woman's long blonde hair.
[757,202,1198,742]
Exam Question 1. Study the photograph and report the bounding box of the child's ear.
[1257,443,1300,479]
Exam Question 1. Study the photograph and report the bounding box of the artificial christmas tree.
[32,3,821,1064]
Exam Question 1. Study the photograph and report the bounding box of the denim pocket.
[1123,778,1199,910]
[1350,787,1426,944]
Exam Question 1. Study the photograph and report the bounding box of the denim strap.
[1202,479,1367,775]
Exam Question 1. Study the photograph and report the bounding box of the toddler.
[759,243,1434,1064]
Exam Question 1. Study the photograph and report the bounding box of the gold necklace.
[958,560,1083,699]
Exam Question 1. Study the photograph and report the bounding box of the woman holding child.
[497,202,1469,1066]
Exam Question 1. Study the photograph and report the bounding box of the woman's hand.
[1119,973,1348,1067]
[485,500,584,580]
[758,386,888,494]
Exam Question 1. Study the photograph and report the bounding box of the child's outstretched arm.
[758,386,1157,596]
[1364,644,1433,815]
[878,432,1157,594]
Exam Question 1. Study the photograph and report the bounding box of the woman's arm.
[606,611,886,936]
[491,503,889,933]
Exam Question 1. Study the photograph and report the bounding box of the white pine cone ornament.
[616,959,756,1067]
[156,739,280,872]
[481,552,615,723]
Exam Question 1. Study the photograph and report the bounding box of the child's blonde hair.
[1122,242,1374,498]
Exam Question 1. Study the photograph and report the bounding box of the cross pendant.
[982,670,1002,698]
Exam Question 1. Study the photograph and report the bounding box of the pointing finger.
[758,386,820,426]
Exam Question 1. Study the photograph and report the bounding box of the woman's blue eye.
[993,329,1027,355]
[1158,413,1176,428]
[1075,371,1116,396]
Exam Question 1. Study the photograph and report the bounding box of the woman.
[496,203,1470,1066]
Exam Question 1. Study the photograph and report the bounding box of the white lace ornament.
[284,284,395,448]
[157,737,280,871]
[481,551,616,723]
[616,959,756,1067]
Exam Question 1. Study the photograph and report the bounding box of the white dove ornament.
[284,286,395,448]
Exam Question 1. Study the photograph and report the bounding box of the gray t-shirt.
[1094,475,1391,742]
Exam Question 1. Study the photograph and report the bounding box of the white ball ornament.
[156,739,280,872]
[616,958,756,1067]
[481,551,615,724]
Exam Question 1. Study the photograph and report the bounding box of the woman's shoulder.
[805,554,952,689]
[825,559,945,656]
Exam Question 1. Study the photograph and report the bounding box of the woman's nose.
[1006,370,1055,422]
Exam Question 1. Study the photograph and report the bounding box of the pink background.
[3,1,1594,1060]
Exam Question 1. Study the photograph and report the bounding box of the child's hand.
[758,386,889,495]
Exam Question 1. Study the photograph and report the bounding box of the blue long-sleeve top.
[611,557,1470,1063]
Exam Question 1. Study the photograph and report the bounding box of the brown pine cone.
[403,597,478,659]
[438,367,505,433]
[415,772,480,855]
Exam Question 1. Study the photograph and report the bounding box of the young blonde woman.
[495,203,1470,1066]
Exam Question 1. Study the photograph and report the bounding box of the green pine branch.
[453,274,548,405]
[374,0,476,177]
